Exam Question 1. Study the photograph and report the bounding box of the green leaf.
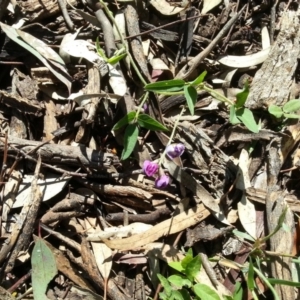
[283,99,300,113]
[0,23,72,93]
[184,85,197,115]
[233,282,243,300]
[112,111,137,130]
[262,206,288,242]
[235,82,249,108]
[96,37,107,60]
[145,79,185,93]
[159,291,168,300]
[190,71,207,86]
[236,108,259,133]
[31,238,58,300]
[193,283,221,300]
[232,229,255,242]
[185,255,202,282]
[107,53,127,65]
[253,267,280,300]
[247,258,255,291]
[283,113,300,119]
[157,274,172,297]
[229,105,241,125]
[168,261,185,273]
[171,290,185,300]
[168,275,192,288]
[268,278,300,287]
[178,288,191,300]
[137,114,168,131]
[121,124,138,160]
[268,105,283,118]
[181,248,194,270]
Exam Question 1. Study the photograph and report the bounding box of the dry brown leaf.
[103,204,210,250]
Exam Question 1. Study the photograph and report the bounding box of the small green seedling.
[96,37,127,65]
[268,99,300,119]
[158,249,222,300]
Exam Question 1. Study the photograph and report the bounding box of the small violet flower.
[143,160,159,177]
[143,103,149,113]
[166,143,185,160]
[155,175,170,189]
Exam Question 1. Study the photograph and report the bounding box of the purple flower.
[166,143,185,159]
[143,160,159,177]
[155,175,169,189]
[143,103,149,113]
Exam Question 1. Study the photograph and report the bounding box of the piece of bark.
[125,4,151,82]
[246,187,300,212]
[43,98,57,141]
[81,238,129,300]
[245,6,300,109]
[76,178,153,200]
[3,156,43,274]
[17,0,78,21]
[0,90,43,116]
[0,135,117,169]
[140,21,178,42]
[185,223,233,247]
[75,63,100,143]
[106,207,172,224]
[175,121,237,198]
[266,187,295,300]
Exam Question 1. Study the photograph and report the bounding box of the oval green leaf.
[235,82,249,108]
[185,255,201,282]
[144,79,185,93]
[229,105,241,125]
[283,113,300,119]
[31,238,58,300]
[121,124,138,160]
[168,261,185,273]
[137,114,168,131]
[113,111,137,130]
[236,108,259,133]
[184,85,197,116]
[268,105,283,118]
[168,275,192,288]
[190,70,207,86]
[157,274,172,297]
[283,99,300,113]
[247,258,255,291]
[193,283,221,300]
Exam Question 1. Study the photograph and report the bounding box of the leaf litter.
[0,1,300,300]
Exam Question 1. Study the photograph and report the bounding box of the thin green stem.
[159,106,186,165]
[135,92,149,120]
[201,84,235,106]
[253,267,280,300]
[99,0,147,86]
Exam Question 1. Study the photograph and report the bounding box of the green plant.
[219,207,300,300]
[157,248,222,300]
[268,99,300,120]
[145,73,259,133]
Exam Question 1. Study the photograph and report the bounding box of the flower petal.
[143,160,159,177]
[155,175,169,189]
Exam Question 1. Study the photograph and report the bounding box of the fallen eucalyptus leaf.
[14,173,70,208]
[31,238,57,300]
[218,48,270,68]
[103,204,210,250]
